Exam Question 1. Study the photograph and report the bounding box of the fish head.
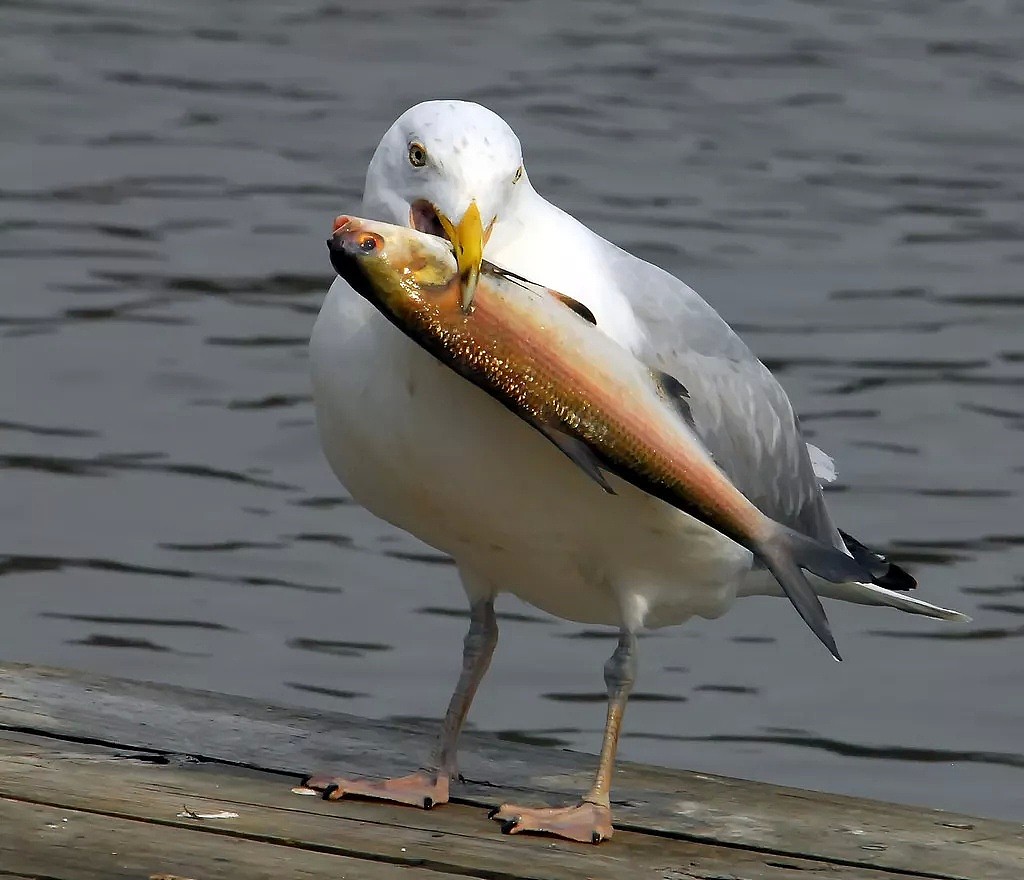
[328,215,459,314]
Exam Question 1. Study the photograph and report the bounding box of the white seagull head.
[362,100,527,308]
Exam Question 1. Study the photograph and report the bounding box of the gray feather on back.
[604,246,842,549]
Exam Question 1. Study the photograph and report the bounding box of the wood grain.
[0,662,1020,879]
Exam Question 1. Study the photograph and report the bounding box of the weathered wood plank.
[0,797,460,880]
[0,733,902,880]
[1,662,1021,879]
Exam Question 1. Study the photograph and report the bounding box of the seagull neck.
[507,178,545,215]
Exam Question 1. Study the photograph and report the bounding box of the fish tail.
[780,525,881,584]
[757,526,876,662]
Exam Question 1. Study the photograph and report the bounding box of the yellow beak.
[437,200,486,313]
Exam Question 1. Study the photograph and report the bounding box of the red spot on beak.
[332,215,352,233]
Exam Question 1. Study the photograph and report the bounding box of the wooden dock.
[0,662,1020,879]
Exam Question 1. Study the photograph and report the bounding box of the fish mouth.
[327,217,380,304]
[409,199,449,240]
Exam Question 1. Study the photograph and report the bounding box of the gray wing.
[605,247,842,548]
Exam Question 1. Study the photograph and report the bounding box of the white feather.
[806,442,837,485]
[816,579,970,621]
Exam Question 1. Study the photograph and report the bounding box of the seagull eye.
[408,142,428,168]
[513,165,523,183]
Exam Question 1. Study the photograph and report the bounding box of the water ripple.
[0,419,99,438]
[285,682,367,700]
[69,634,176,652]
[0,554,340,594]
[544,692,687,704]
[0,452,296,490]
[625,732,1024,771]
[42,612,236,631]
[870,625,1024,641]
[287,638,391,658]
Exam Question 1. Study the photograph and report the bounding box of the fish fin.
[760,526,875,661]
[838,528,916,590]
[549,291,597,325]
[484,262,535,290]
[485,262,598,325]
[483,260,529,282]
[780,525,876,585]
[652,370,697,433]
[537,424,616,494]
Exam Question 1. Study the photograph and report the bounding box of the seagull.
[305,100,966,843]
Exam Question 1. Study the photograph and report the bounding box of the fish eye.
[408,142,428,168]
[358,232,382,253]
[513,165,523,184]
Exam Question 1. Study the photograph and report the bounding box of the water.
[2,0,1022,821]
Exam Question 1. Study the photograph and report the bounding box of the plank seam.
[0,870,72,880]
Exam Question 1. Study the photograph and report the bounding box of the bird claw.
[300,770,449,809]
[488,800,612,844]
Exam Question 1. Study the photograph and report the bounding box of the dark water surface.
[3,0,1023,821]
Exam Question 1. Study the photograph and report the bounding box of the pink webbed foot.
[300,770,449,809]
[488,800,613,844]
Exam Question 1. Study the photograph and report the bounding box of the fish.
[326,215,877,660]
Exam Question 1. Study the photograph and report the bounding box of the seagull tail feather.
[812,578,970,622]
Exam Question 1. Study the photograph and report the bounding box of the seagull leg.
[302,598,498,809]
[490,629,637,843]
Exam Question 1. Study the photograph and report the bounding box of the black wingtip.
[874,561,917,592]
[839,529,917,591]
